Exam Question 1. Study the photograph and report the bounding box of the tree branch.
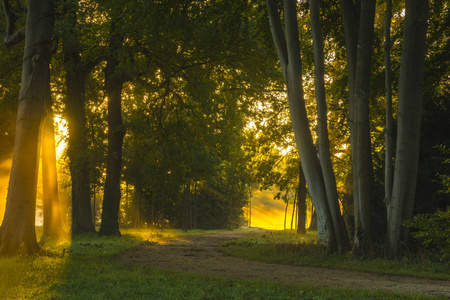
[2,0,25,47]
[266,0,288,68]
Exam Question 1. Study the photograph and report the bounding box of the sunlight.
[53,115,68,160]
[246,189,288,230]
[0,159,12,225]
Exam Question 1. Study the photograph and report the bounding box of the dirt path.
[117,229,449,297]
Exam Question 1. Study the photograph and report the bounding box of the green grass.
[220,230,450,281]
[0,228,442,299]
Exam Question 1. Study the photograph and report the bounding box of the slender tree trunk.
[182,181,191,232]
[42,106,65,239]
[284,199,288,230]
[387,0,429,256]
[341,0,376,251]
[99,59,125,236]
[0,0,54,255]
[353,0,376,245]
[266,0,335,251]
[62,0,95,235]
[384,0,394,220]
[290,192,296,230]
[310,0,350,253]
[309,208,317,231]
[134,184,142,228]
[297,162,307,234]
[340,0,360,240]
[99,17,126,236]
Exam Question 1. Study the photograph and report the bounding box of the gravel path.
[117,229,450,297]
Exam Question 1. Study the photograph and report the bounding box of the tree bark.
[0,0,54,255]
[353,0,376,245]
[182,181,191,232]
[387,0,429,256]
[310,0,350,253]
[341,0,376,251]
[384,0,394,220]
[297,162,306,234]
[99,20,126,236]
[62,1,95,235]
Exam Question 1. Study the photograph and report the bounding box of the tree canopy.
[0,0,448,256]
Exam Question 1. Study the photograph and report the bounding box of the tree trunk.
[310,0,350,253]
[384,0,394,220]
[340,0,360,242]
[290,192,296,230]
[42,106,65,239]
[62,0,95,235]
[309,208,317,231]
[341,0,376,251]
[387,0,429,256]
[182,181,191,232]
[99,58,125,236]
[134,184,142,228]
[284,199,288,230]
[266,0,335,251]
[353,0,376,245]
[0,0,54,255]
[297,163,307,234]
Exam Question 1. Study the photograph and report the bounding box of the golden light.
[53,114,68,159]
[246,189,288,230]
[0,159,12,225]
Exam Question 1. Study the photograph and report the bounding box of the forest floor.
[117,228,450,298]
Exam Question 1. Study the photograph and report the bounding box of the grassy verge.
[220,230,450,281]
[0,228,441,299]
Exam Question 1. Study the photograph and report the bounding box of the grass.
[0,227,443,299]
[220,230,450,281]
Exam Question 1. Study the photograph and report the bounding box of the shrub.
[405,207,450,262]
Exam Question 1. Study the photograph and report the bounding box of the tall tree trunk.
[42,106,65,239]
[182,181,191,232]
[62,0,95,235]
[99,20,125,236]
[266,0,336,252]
[353,0,376,245]
[99,60,125,236]
[384,0,394,220]
[387,0,429,256]
[340,0,360,242]
[0,0,54,255]
[290,192,296,230]
[134,184,142,228]
[284,199,288,230]
[341,0,376,251]
[310,0,350,253]
[297,162,307,234]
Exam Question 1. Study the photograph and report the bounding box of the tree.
[0,0,55,255]
[61,0,98,235]
[310,0,350,252]
[386,0,429,256]
[99,12,126,236]
[341,0,376,249]
[383,0,394,221]
[266,0,348,252]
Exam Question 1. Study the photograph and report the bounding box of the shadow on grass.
[0,227,432,299]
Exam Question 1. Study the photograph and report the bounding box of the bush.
[405,207,450,262]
